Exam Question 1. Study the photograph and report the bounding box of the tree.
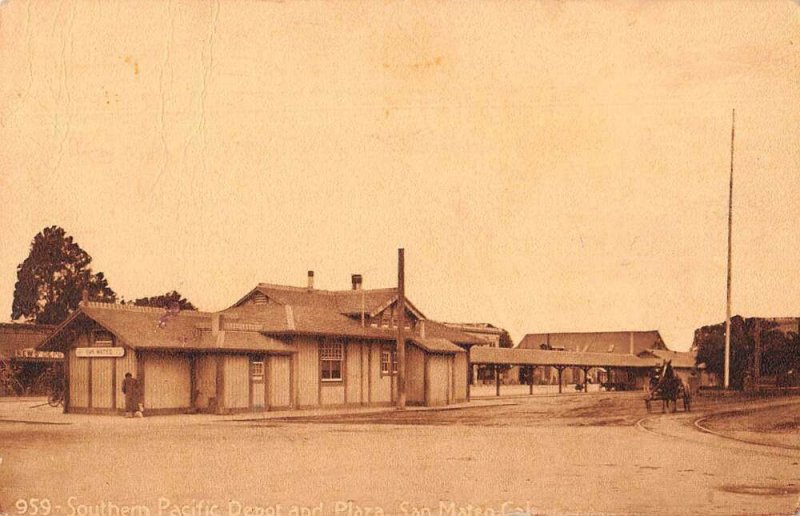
[498,329,514,349]
[132,291,197,311]
[11,226,116,325]
[694,315,752,390]
[694,316,797,389]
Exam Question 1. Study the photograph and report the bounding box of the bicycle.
[47,384,64,407]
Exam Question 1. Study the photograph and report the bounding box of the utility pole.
[396,248,406,409]
[724,109,735,389]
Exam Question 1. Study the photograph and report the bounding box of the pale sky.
[1,1,798,350]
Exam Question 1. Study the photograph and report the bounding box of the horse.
[645,360,690,413]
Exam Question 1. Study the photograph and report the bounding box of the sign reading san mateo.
[75,347,125,358]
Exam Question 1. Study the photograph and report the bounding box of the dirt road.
[2,393,799,515]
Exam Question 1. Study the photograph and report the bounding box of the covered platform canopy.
[471,346,663,368]
[470,346,678,395]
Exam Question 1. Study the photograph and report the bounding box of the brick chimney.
[307,270,314,290]
[351,274,363,290]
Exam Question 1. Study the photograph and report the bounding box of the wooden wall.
[345,342,363,404]
[91,358,114,409]
[406,344,425,404]
[68,346,89,408]
[66,332,138,412]
[295,337,319,407]
[370,343,392,403]
[223,355,249,410]
[194,355,217,410]
[143,352,191,410]
[426,354,451,406]
[66,329,466,414]
[453,352,467,402]
[269,355,291,408]
[360,341,371,404]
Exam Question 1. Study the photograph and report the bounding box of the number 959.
[15,499,52,515]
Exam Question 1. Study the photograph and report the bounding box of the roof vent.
[351,274,363,290]
[253,292,268,305]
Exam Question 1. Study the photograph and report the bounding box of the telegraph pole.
[724,109,735,389]
[396,248,406,409]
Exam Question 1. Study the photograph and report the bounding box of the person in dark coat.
[121,372,140,418]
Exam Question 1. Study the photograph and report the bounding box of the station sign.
[75,347,125,358]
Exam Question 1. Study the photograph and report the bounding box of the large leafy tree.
[694,316,797,389]
[12,226,116,325]
[694,315,752,390]
[132,291,197,311]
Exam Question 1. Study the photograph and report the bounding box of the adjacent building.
[0,323,58,395]
[442,322,510,384]
[517,330,672,387]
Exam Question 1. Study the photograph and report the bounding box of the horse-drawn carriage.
[645,360,691,413]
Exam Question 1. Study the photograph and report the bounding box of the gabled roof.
[518,330,667,355]
[38,303,295,354]
[222,303,395,341]
[37,288,483,353]
[233,283,427,320]
[0,323,55,359]
[222,304,484,345]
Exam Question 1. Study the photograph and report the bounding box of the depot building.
[38,273,481,415]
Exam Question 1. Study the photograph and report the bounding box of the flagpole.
[724,109,735,389]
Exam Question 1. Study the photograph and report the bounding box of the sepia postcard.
[1,1,799,515]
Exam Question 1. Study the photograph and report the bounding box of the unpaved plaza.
[2,393,800,515]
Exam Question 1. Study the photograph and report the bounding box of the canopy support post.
[529,365,535,395]
[582,367,591,392]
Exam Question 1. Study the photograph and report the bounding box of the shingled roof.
[222,304,483,345]
[226,281,483,347]
[233,283,427,319]
[38,303,295,354]
[38,294,483,355]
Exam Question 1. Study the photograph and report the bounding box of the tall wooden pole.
[724,109,735,389]
[396,248,406,409]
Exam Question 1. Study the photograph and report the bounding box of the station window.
[92,330,114,347]
[320,341,344,382]
[381,349,398,375]
[250,361,264,381]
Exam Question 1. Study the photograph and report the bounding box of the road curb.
[693,401,800,451]
[0,418,72,426]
